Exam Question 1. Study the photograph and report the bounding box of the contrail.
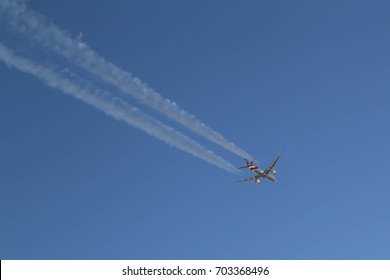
[0,0,253,160]
[0,42,238,173]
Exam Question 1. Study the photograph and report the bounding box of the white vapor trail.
[0,42,238,173]
[0,0,253,160]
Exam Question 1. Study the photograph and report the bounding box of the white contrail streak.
[0,0,253,160]
[0,42,238,173]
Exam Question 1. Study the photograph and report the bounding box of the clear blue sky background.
[1,0,390,259]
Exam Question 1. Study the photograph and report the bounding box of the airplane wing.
[235,176,258,183]
[264,152,282,174]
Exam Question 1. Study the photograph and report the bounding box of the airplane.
[236,152,281,184]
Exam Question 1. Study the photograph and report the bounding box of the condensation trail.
[0,0,253,160]
[0,42,238,173]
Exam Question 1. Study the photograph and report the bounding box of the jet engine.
[255,178,261,184]
[271,169,277,175]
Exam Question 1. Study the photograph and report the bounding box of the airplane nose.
[269,174,276,182]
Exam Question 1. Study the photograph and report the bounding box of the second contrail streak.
[0,42,238,173]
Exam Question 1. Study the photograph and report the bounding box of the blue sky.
[1,0,390,259]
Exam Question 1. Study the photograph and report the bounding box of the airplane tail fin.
[238,158,252,169]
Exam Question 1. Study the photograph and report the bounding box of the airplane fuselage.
[250,166,277,182]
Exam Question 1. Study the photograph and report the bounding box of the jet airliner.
[236,152,281,184]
